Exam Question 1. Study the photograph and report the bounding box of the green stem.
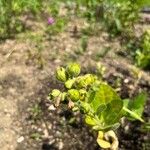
[123,107,144,123]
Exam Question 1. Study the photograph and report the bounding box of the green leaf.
[87,84,123,129]
[96,104,107,117]
[130,93,147,115]
[88,83,121,112]
[123,99,130,108]
[101,100,123,126]
[123,93,147,122]
[123,107,144,122]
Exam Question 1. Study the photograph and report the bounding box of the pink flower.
[48,17,54,25]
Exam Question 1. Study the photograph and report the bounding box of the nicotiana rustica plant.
[49,63,147,150]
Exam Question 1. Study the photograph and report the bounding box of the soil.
[0,13,150,150]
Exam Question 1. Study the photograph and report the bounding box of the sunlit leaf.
[88,83,121,112]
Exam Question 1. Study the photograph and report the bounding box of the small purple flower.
[48,17,54,25]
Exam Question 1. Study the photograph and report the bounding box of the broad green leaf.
[88,83,121,112]
[96,104,107,117]
[100,100,123,125]
[87,84,123,128]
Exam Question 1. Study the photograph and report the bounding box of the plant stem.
[123,107,144,122]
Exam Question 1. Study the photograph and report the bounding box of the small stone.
[43,129,49,138]
[48,105,56,111]
[129,85,134,90]
[55,131,62,137]
[124,125,130,133]
[37,128,42,132]
[58,141,64,149]
[124,78,129,83]
[17,136,24,143]
[54,59,61,63]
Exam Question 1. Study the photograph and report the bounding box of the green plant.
[75,36,88,55]
[46,17,67,37]
[135,29,150,69]
[25,32,46,69]
[30,104,42,120]
[71,0,150,37]
[102,0,150,37]
[0,0,42,38]
[49,63,147,149]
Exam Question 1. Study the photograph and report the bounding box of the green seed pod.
[80,101,91,113]
[79,89,87,100]
[84,74,96,85]
[72,106,79,112]
[51,89,61,99]
[61,92,67,101]
[56,67,67,82]
[68,89,80,101]
[65,79,75,89]
[79,89,87,95]
[66,63,81,77]
[75,76,87,88]
[75,74,96,88]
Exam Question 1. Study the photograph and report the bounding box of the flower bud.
[51,89,61,99]
[56,67,67,82]
[66,63,81,77]
[68,89,80,101]
[79,89,87,100]
[65,79,75,89]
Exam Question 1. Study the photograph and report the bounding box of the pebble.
[17,136,24,143]
[55,131,62,137]
[43,129,49,138]
[124,125,130,133]
[58,141,64,149]
[54,59,61,63]
[48,105,56,111]
[124,78,129,83]
[37,128,42,132]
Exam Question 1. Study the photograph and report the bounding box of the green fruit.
[68,89,80,101]
[65,79,75,89]
[61,92,67,101]
[75,76,87,88]
[84,74,96,85]
[79,89,87,100]
[75,74,96,88]
[56,67,67,82]
[51,89,61,99]
[66,63,81,77]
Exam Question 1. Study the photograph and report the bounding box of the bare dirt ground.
[0,17,150,150]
